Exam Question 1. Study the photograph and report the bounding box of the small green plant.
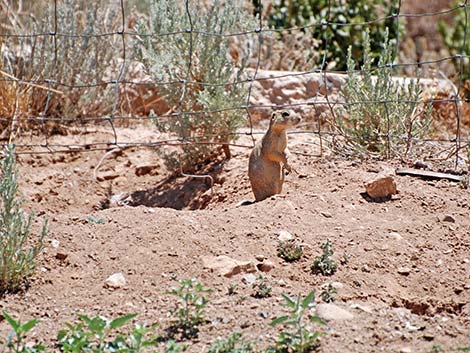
[167,278,212,338]
[136,0,256,170]
[269,291,325,353]
[430,345,442,353]
[0,145,47,294]
[335,28,432,159]
[0,312,46,353]
[57,313,163,353]
[438,1,470,94]
[252,275,272,299]
[319,284,337,303]
[207,332,254,353]
[457,347,470,351]
[277,240,303,262]
[227,283,238,296]
[311,240,338,276]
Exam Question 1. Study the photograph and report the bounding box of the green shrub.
[438,1,470,95]
[269,291,325,353]
[136,0,256,169]
[0,145,47,294]
[207,332,254,353]
[265,0,402,71]
[277,240,303,262]
[167,278,212,338]
[0,312,46,353]
[334,28,432,158]
[311,240,337,276]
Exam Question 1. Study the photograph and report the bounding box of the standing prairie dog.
[248,110,301,202]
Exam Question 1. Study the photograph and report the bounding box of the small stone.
[442,214,455,223]
[397,267,411,276]
[316,303,354,321]
[277,230,293,241]
[242,273,257,285]
[321,211,332,218]
[390,232,402,241]
[55,252,68,261]
[400,347,412,353]
[105,272,127,288]
[366,176,397,199]
[202,255,256,277]
[350,303,373,314]
[96,171,120,181]
[257,260,275,273]
[255,255,266,261]
[51,239,60,248]
[329,281,344,290]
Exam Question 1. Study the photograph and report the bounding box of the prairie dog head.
[269,110,302,130]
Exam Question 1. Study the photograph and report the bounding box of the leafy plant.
[277,240,303,262]
[438,1,470,95]
[334,28,432,158]
[265,0,402,71]
[57,313,163,353]
[167,278,212,338]
[251,275,272,299]
[136,0,256,170]
[269,291,325,353]
[311,240,338,276]
[0,312,46,353]
[207,332,254,353]
[0,145,47,294]
[319,284,337,303]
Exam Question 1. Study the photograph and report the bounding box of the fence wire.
[0,0,469,169]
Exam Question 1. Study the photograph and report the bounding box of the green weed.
[311,240,338,276]
[207,332,254,353]
[269,290,325,353]
[277,240,303,262]
[167,278,212,338]
[0,145,47,294]
[0,312,46,353]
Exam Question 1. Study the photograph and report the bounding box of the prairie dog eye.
[281,111,290,117]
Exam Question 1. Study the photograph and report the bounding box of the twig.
[0,70,64,95]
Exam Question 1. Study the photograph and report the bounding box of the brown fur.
[248,111,301,202]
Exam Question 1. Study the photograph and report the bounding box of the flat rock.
[105,272,127,288]
[257,260,275,273]
[442,214,456,223]
[366,176,397,199]
[277,230,293,241]
[397,267,411,276]
[202,255,256,277]
[316,303,354,321]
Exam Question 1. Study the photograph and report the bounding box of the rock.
[397,267,411,276]
[350,303,373,314]
[51,239,60,248]
[257,260,275,273]
[96,171,120,182]
[390,232,402,241]
[277,230,293,241]
[105,272,127,288]
[55,252,68,261]
[366,176,397,199]
[321,211,333,218]
[442,214,456,223]
[202,255,256,277]
[329,281,344,290]
[242,273,257,285]
[135,164,159,176]
[400,347,412,353]
[316,303,354,321]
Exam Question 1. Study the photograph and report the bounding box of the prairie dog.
[248,110,301,202]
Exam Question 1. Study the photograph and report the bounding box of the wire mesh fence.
[0,0,469,170]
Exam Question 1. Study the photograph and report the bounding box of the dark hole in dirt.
[99,160,227,211]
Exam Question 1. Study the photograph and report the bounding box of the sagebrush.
[0,145,47,294]
[136,0,256,170]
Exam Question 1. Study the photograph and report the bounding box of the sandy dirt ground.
[0,124,469,353]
